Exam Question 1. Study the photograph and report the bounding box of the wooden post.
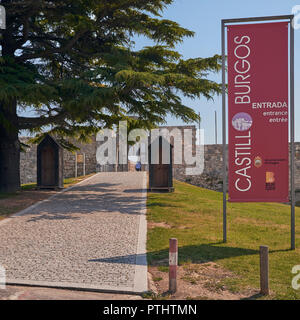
[169,238,178,293]
[260,245,269,295]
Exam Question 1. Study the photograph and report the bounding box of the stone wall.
[20,136,97,184]
[19,133,300,192]
[294,144,300,191]
[173,144,224,191]
[158,125,197,169]
[63,136,97,179]
[20,137,37,185]
[174,143,300,192]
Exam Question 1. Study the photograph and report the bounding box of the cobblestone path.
[0,172,148,294]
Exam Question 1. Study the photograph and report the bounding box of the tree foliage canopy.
[0,0,222,147]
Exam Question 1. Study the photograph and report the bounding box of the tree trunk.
[0,101,20,193]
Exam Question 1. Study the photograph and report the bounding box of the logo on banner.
[232,113,253,131]
[254,156,262,168]
[266,172,276,191]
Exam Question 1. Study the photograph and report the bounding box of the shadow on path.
[23,182,146,222]
[88,243,258,267]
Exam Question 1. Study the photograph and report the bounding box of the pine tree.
[0,0,222,192]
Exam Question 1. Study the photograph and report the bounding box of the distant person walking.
[135,161,142,172]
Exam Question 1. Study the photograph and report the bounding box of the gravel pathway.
[0,172,148,294]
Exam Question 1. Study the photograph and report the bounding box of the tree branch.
[16,30,88,62]
[18,112,67,130]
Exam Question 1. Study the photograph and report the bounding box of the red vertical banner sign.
[227,22,289,202]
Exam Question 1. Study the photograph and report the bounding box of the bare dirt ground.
[147,261,260,300]
[0,175,93,219]
[0,189,58,219]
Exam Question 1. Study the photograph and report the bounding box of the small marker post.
[260,245,269,295]
[169,238,178,293]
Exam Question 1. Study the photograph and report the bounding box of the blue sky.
[132,0,300,144]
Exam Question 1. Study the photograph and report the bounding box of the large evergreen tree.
[0,0,221,193]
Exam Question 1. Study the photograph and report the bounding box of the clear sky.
[132,0,300,144]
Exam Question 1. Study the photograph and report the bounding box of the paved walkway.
[0,172,148,294]
[0,285,143,300]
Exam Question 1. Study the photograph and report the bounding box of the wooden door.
[153,143,169,187]
[154,164,168,187]
[41,145,55,186]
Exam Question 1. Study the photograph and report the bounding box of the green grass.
[20,183,37,190]
[157,266,169,273]
[147,180,300,300]
[153,277,163,282]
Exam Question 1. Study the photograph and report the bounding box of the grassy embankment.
[147,180,300,299]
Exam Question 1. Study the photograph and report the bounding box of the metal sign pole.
[215,111,218,145]
[198,111,201,146]
[290,16,295,250]
[221,20,227,243]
